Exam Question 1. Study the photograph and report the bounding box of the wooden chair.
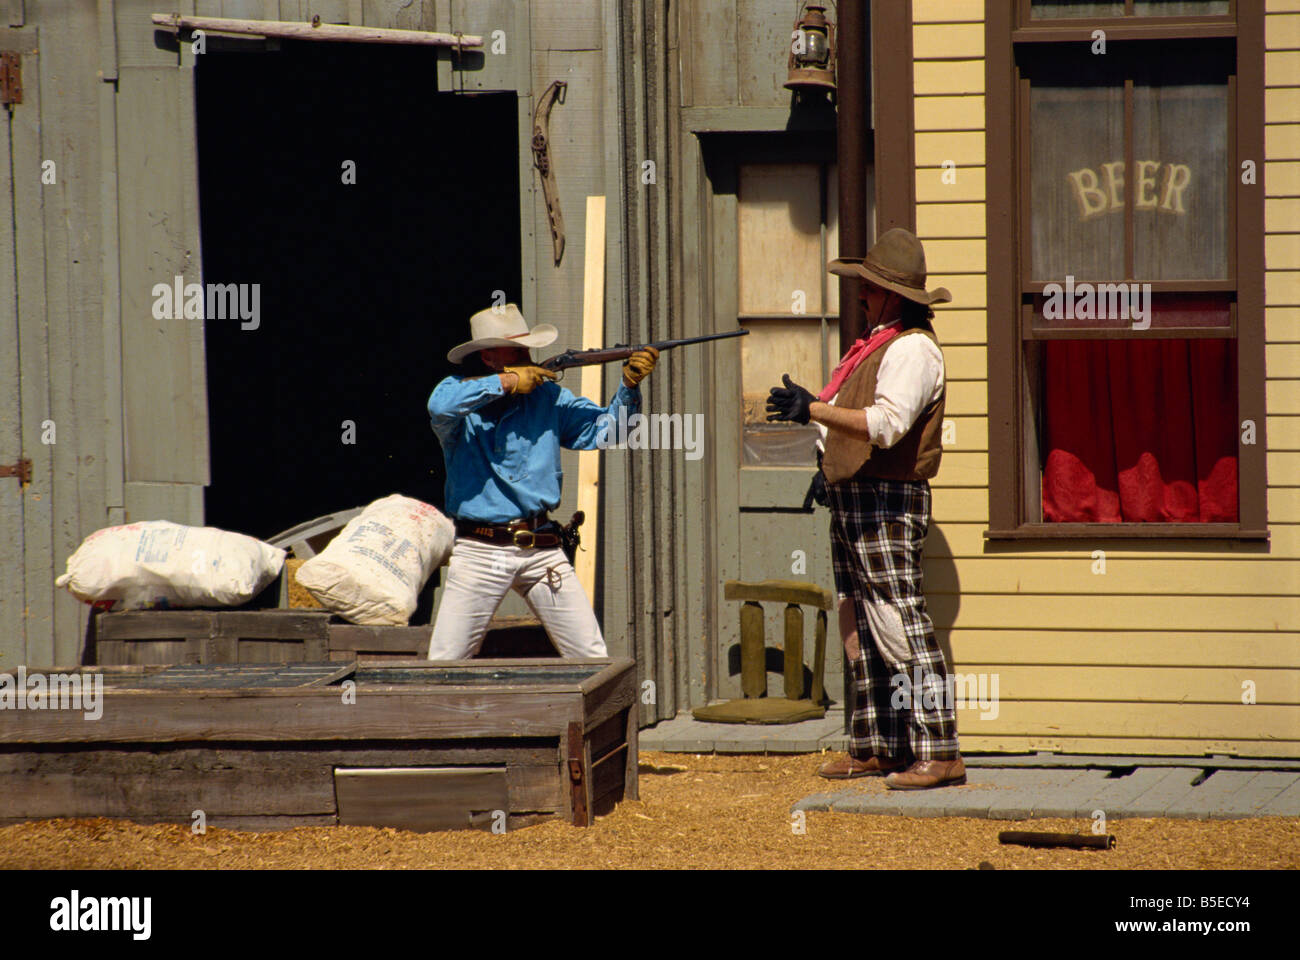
[692,579,833,724]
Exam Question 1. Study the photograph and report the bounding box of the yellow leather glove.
[622,346,659,388]
[504,365,558,395]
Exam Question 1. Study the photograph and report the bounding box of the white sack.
[294,494,454,625]
[56,521,285,610]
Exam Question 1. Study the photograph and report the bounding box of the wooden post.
[783,603,803,700]
[812,609,827,706]
[575,196,605,603]
[740,601,765,698]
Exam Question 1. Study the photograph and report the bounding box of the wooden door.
[708,135,860,707]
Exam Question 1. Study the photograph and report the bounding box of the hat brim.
[828,258,952,307]
[447,324,559,364]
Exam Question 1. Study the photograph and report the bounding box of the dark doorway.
[195,41,521,540]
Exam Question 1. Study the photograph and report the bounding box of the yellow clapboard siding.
[928,273,987,307]
[946,630,1300,668]
[914,59,985,95]
[939,344,987,379]
[1267,50,1300,84]
[925,238,987,272]
[933,308,988,344]
[942,665,1299,704]
[1268,415,1300,449]
[932,486,989,521]
[1270,487,1300,520]
[923,556,1300,596]
[1266,269,1300,303]
[1267,380,1300,413]
[942,381,988,415]
[1266,343,1300,373]
[934,486,1300,523]
[936,416,988,451]
[958,735,1297,758]
[1268,0,1300,14]
[930,452,988,487]
[1265,12,1300,50]
[916,165,986,201]
[1267,88,1300,125]
[1266,160,1300,194]
[1266,235,1300,271]
[1266,122,1300,159]
[914,22,986,59]
[913,0,986,23]
[955,702,1297,741]
[928,521,1300,558]
[917,201,987,237]
[930,594,1299,631]
[1267,307,1300,342]
[916,130,985,165]
[914,94,986,130]
[1267,199,1300,234]
[1268,450,1300,479]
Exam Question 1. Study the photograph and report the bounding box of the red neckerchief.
[818,321,903,402]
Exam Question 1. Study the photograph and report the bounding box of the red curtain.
[1041,339,1238,523]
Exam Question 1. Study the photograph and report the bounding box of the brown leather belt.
[455,515,562,549]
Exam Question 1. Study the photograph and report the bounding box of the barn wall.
[914,0,1300,757]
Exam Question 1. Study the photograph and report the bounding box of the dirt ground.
[2,751,1297,869]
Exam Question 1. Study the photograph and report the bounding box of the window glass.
[1031,81,1125,281]
[1031,1,1124,18]
[1133,0,1229,14]
[1133,80,1229,280]
[1030,292,1230,331]
[740,318,823,466]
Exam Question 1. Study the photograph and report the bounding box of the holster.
[559,510,585,565]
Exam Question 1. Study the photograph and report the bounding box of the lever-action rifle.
[539,328,749,375]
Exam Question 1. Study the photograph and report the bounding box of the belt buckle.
[512,528,535,548]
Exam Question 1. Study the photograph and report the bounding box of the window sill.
[984,523,1268,541]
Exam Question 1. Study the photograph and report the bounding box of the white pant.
[427,536,607,659]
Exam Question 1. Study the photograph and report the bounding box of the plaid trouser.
[828,477,959,763]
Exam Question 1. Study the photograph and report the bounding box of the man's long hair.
[900,298,936,332]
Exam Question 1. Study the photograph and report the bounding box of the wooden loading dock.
[0,659,638,831]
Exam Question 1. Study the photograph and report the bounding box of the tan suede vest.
[821,326,945,483]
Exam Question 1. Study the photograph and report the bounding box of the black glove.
[766,373,816,425]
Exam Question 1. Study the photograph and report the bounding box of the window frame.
[985,0,1268,540]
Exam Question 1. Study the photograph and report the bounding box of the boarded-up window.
[737,162,841,466]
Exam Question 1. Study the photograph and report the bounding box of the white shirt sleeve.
[863,336,945,449]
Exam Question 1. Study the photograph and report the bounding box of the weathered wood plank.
[335,767,509,830]
[116,66,208,485]
[0,688,587,742]
[0,35,23,671]
[11,30,52,669]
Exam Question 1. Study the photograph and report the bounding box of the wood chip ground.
[2,752,1296,869]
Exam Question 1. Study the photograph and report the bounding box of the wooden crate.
[89,611,556,665]
[91,609,331,665]
[0,659,638,831]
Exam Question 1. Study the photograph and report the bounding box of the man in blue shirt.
[427,303,657,659]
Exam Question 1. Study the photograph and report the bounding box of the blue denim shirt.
[429,374,641,522]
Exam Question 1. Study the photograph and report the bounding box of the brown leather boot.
[816,755,907,779]
[884,756,967,790]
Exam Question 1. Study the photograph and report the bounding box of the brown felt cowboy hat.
[828,227,952,307]
[447,303,559,364]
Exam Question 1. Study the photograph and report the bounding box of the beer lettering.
[1067,160,1192,219]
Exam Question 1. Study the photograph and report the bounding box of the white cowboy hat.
[446,303,559,364]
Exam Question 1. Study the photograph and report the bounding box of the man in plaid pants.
[767,228,965,790]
